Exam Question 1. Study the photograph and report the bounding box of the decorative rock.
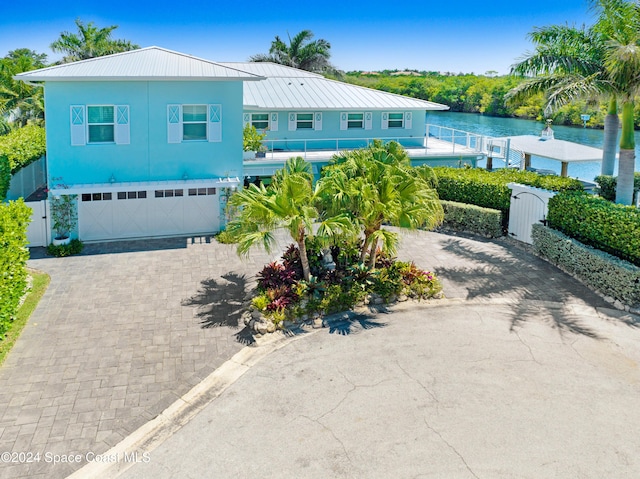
[251,309,262,320]
[388,295,398,303]
[603,296,615,304]
[266,321,276,333]
[248,319,255,331]
[283,320,295,329]
[373,296,384,305]
[242,312,252,326]
[312,318,323,329]
[613,300,625,311]
[256,321,268,335]
[398,294,408,302]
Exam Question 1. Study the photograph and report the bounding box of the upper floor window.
[168,104,222,143]
[71,105,129,146]
[296,113,314,130]
[88,106,115,143]
[388,112,404,128]
[251,113,269,130]
[348,113,364,129]
[182,105,207,141]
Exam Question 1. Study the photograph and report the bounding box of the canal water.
[426,111,640,181]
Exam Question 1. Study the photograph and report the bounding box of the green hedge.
[0,155,9,202]
[433,167,584,213]
[594,173,640,202]
[0,125,46,173]
[532,224,640,309]
[547,192,640,266]
[440,200,503,238]
[0,200,31,337]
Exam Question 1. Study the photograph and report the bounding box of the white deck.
[248,137,480,164]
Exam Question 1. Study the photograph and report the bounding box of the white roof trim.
[49,177,240,196]
[14,46,264,82]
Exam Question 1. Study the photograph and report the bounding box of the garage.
[64,179,237,242]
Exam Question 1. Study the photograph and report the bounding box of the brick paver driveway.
[0,236,279,479]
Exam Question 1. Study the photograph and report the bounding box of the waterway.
[426,111,640,181]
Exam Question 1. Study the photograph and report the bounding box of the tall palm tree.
[596,0,640,204]
[508,0,640,205]
[249,30,336,74]
[319,141,443,268]
[507,24,620,176]
[50,19,139,64]
[227,157,351,281]
[0,49,47,127]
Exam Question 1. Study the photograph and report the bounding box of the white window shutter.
[314,112,322,131]
[405,112,412,129]
[243,113,250,126]
[70,105,86,146]
[381,112,389,130]
[288,112,296,131]
[167,104,182,143]
[270,112,278,132]
[208,104,222,142]
[339,112,348,130]
[365,112,373,130]
[114,105,130,145]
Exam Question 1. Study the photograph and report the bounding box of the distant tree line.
[340,71,640,130]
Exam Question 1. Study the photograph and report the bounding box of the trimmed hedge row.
[0,125,46,173]
[440,200,503,238]
[433,167,584,213]
[0,155,9,202]
[0,200,31,337]
[547,192,640,266]
[532,224,640,309]
[595,173,640,202]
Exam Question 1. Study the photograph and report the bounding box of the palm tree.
[227,157,351,281]
[249,30,336,74]
[508,0,640,205]
[507,24,620,177]
[596,0,640,205]
[50,19,139,63]
[0,49,47,127]
[319,141,443,268]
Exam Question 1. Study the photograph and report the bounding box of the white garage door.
[79,186,220,241]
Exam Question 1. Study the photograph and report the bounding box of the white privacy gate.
[507,183,557,245]
[24,200,49,247]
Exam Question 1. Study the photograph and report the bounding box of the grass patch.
[0,269,50,366]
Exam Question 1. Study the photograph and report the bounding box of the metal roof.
[498,135,603,163]
[220,62,449,111]
[14,47,264,82]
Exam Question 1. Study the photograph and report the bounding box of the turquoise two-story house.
[16,47,449,242]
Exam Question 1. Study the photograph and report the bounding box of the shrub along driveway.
[0,230,638,478]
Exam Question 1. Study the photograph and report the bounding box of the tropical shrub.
[595,173,640,201]
[0,125,46,172]
[532,224,640,308]
[46,239,84,257]
[547,192,640,266]
[242,124,266,152]
[440,200,503,237]
[0,200,31,337]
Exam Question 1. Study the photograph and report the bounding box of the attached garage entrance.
[61,179,237,242]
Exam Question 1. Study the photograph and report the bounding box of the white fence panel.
[7,156,46,200]
[24,200,48,247]
[507,183,557,245]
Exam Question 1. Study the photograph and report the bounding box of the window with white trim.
[388,112,404,128]
[182,105,207,141]
[296,113,314,130]
[251,113,269,130]
[347,113,364,129]
[87,106,115,143]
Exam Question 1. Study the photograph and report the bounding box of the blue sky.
[2,0,594,74]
